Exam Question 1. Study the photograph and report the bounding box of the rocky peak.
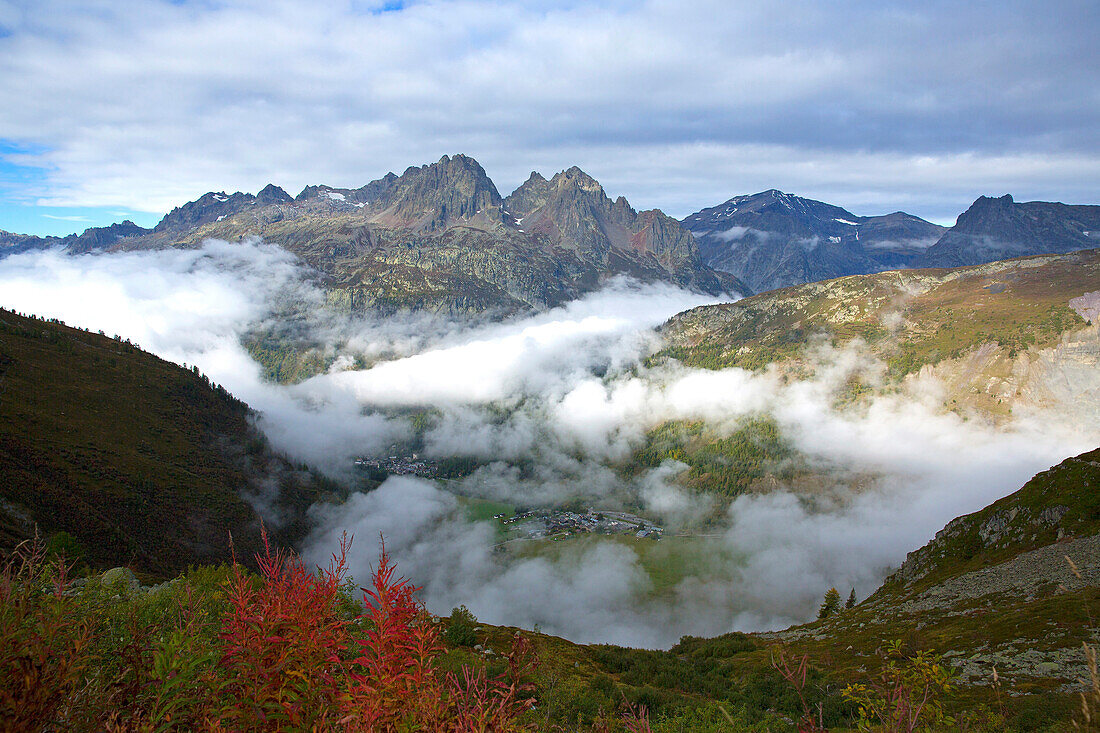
[154,189,258,233]
[375,153,503,232]
[256,184,292,205]
[552,166,605,195]
[918,194,1100,268]
[503,172,552,219]
[502,164,706,274]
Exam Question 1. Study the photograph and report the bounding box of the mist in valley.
[1,239,1094,647]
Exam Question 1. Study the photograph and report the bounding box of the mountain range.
[5,156,1098,310]
[682,189,1100,293]
[681,189,946,292]
[0,155,746,315]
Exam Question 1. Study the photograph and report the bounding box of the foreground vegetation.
[5,517,1092,731]
[1,533,543,731]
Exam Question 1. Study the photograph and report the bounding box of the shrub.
[446,605,480,648]
[0,539,93,731]
[842,639,958,732]
[213,528,353,730]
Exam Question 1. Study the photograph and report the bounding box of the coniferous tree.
[846,588,857,610]
[818,587,841,619]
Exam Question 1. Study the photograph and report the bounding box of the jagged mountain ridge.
[682,189,947,293]
[917,193,1100,268]
[1,220,149,257]
[4,155,745,315]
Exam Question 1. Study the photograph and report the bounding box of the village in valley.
[498,508,663,542]
[354,454,663,542]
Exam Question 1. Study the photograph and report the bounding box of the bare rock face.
[155,190,265,233]
[504,165,747,296]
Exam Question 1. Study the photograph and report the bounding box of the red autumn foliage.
[342,538,537,731]
[215,528,354,730]
[215,530,536,731]
[0,540,92,729]
[0,531,538,731]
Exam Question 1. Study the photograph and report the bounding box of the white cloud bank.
[0,240,1096,646]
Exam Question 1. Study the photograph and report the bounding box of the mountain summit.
[682,190,945,293]
[917,194,1100,268]
[504,166,713,276]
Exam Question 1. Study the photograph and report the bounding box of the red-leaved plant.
[342,538,537,731]
[2,531,537,732]
[214,528,354,730]
[0,539,92,730]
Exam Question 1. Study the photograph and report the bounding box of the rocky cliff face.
[917,194,1100,268]
[502,165,743,295]
[682,190,945,293]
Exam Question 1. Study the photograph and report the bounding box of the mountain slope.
[659,249,1099,420]
[682,190,945,292]
[0,308,341,576]
[469,446,1100,730]
[918,194,1100,268]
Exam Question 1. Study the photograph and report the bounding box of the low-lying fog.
[1,239,1094,647]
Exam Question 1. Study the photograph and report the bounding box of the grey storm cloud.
[0,0,1097,224]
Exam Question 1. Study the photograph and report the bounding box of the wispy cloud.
[41,213,91,222]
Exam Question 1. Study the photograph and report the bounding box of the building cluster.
[354,454,437,477]
[501,508,662,541]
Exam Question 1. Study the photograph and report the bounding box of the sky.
[0,0,1098,236]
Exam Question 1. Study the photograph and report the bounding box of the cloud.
[0,0,1097,226]
[41,213,91,222]
[0,240,1097,647]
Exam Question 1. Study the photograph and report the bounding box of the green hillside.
[659,249,1095,379]
[0,308,342,577]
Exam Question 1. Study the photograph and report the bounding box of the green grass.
[508,534,737,598]
[628,416,798,499]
